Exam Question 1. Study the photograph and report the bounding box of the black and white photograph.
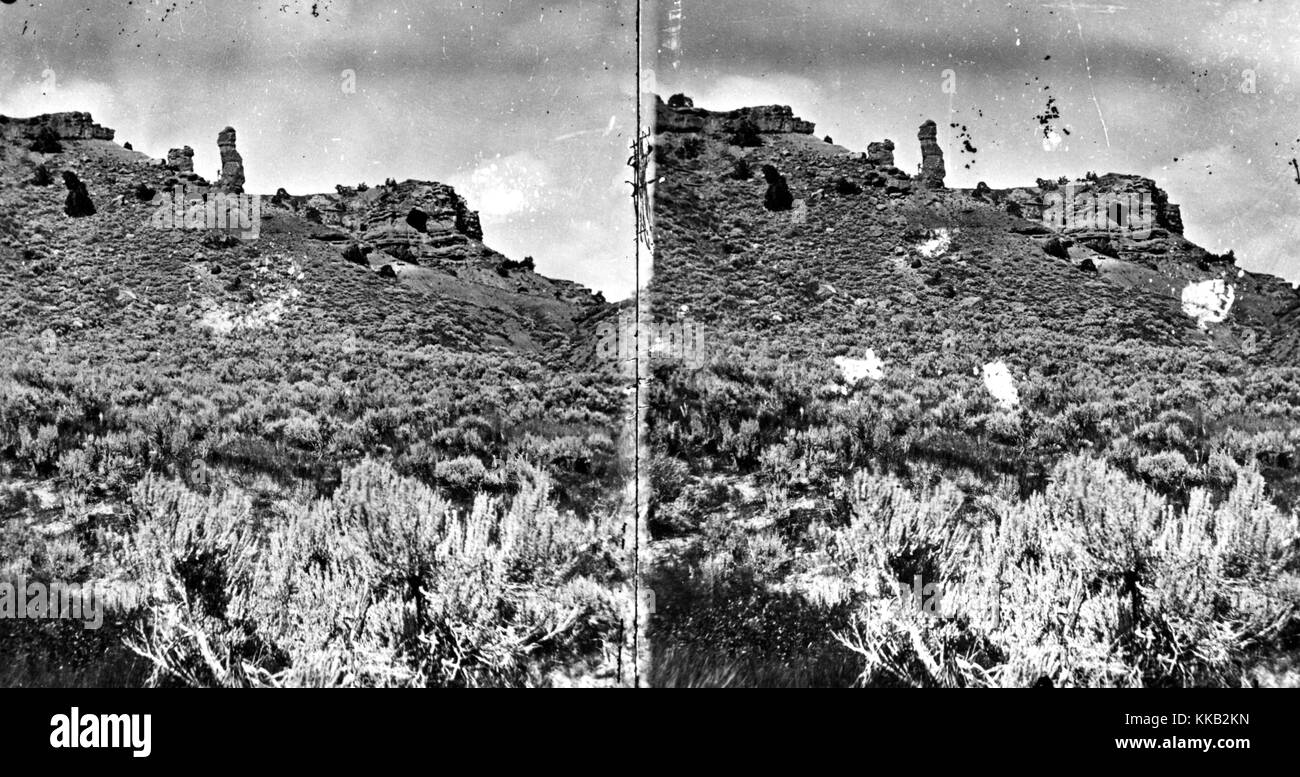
[0,0,1295,762]
[0,0,642,690]
[646,0,1299,690]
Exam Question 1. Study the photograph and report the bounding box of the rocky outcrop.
[991,175,1186,236]
[167,146,195,173]
[0,112,115,144]
[918,120,945,189]
[62,171,95,217]
[866,140,895,167]
[216,127,245,193]
[656,95,815,136]
[761,164,793,211]
[271,179,486,265]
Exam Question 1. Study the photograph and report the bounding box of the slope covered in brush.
[0,112,630,686]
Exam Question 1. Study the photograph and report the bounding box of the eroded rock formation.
[867,140,895,167]
[271,179,485,265]
[656,95,816,136]
[918,120,945,189]
[167,146,195,173]
[217,127,245,193]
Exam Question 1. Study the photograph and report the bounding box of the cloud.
[452,152,554,219]
[0,77,118,123]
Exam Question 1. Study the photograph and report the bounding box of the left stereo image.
[0,0,645,688]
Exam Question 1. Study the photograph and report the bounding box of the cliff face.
[655,96,816,135]
[984,174,1183,236]
[0,110,609,355]
[0,112,115,143]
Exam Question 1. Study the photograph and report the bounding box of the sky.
[653,0,1300,285]
[0,0,639,301]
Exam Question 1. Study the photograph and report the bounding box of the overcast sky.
[654,0,1300,284]
[0,0,638,300]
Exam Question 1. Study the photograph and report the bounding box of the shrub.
[434,455,489,497]
[829,455,1299,687]
[728,119,763,148]
[1137,450,1191,489]
[29,125,62,154]
[117,461,622,687]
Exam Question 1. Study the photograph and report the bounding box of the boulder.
[166,146,195,173]
[866,139,895,167]
[341,242,371,266]
[761,164,793,211]
[1043,236,1071,259]
[61,170,95,217]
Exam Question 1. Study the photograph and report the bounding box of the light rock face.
[866,140,895,167]
[918,120,945,189]
[167,146,195,173]
[1181,279,1235,329]
[983,361,1019,410]
[655,95,816,135]
[0,111,115,143]
[217,126,245,193]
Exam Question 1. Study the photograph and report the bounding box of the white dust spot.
[198,288,302,334]
[1181,278,1235,329]
[983,361,1020,410]
[835,351,885,384]
[916,229,952,258]
[452,152,551,218]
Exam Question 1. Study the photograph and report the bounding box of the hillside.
[0,112,633,687]
[646,95,1300,687]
